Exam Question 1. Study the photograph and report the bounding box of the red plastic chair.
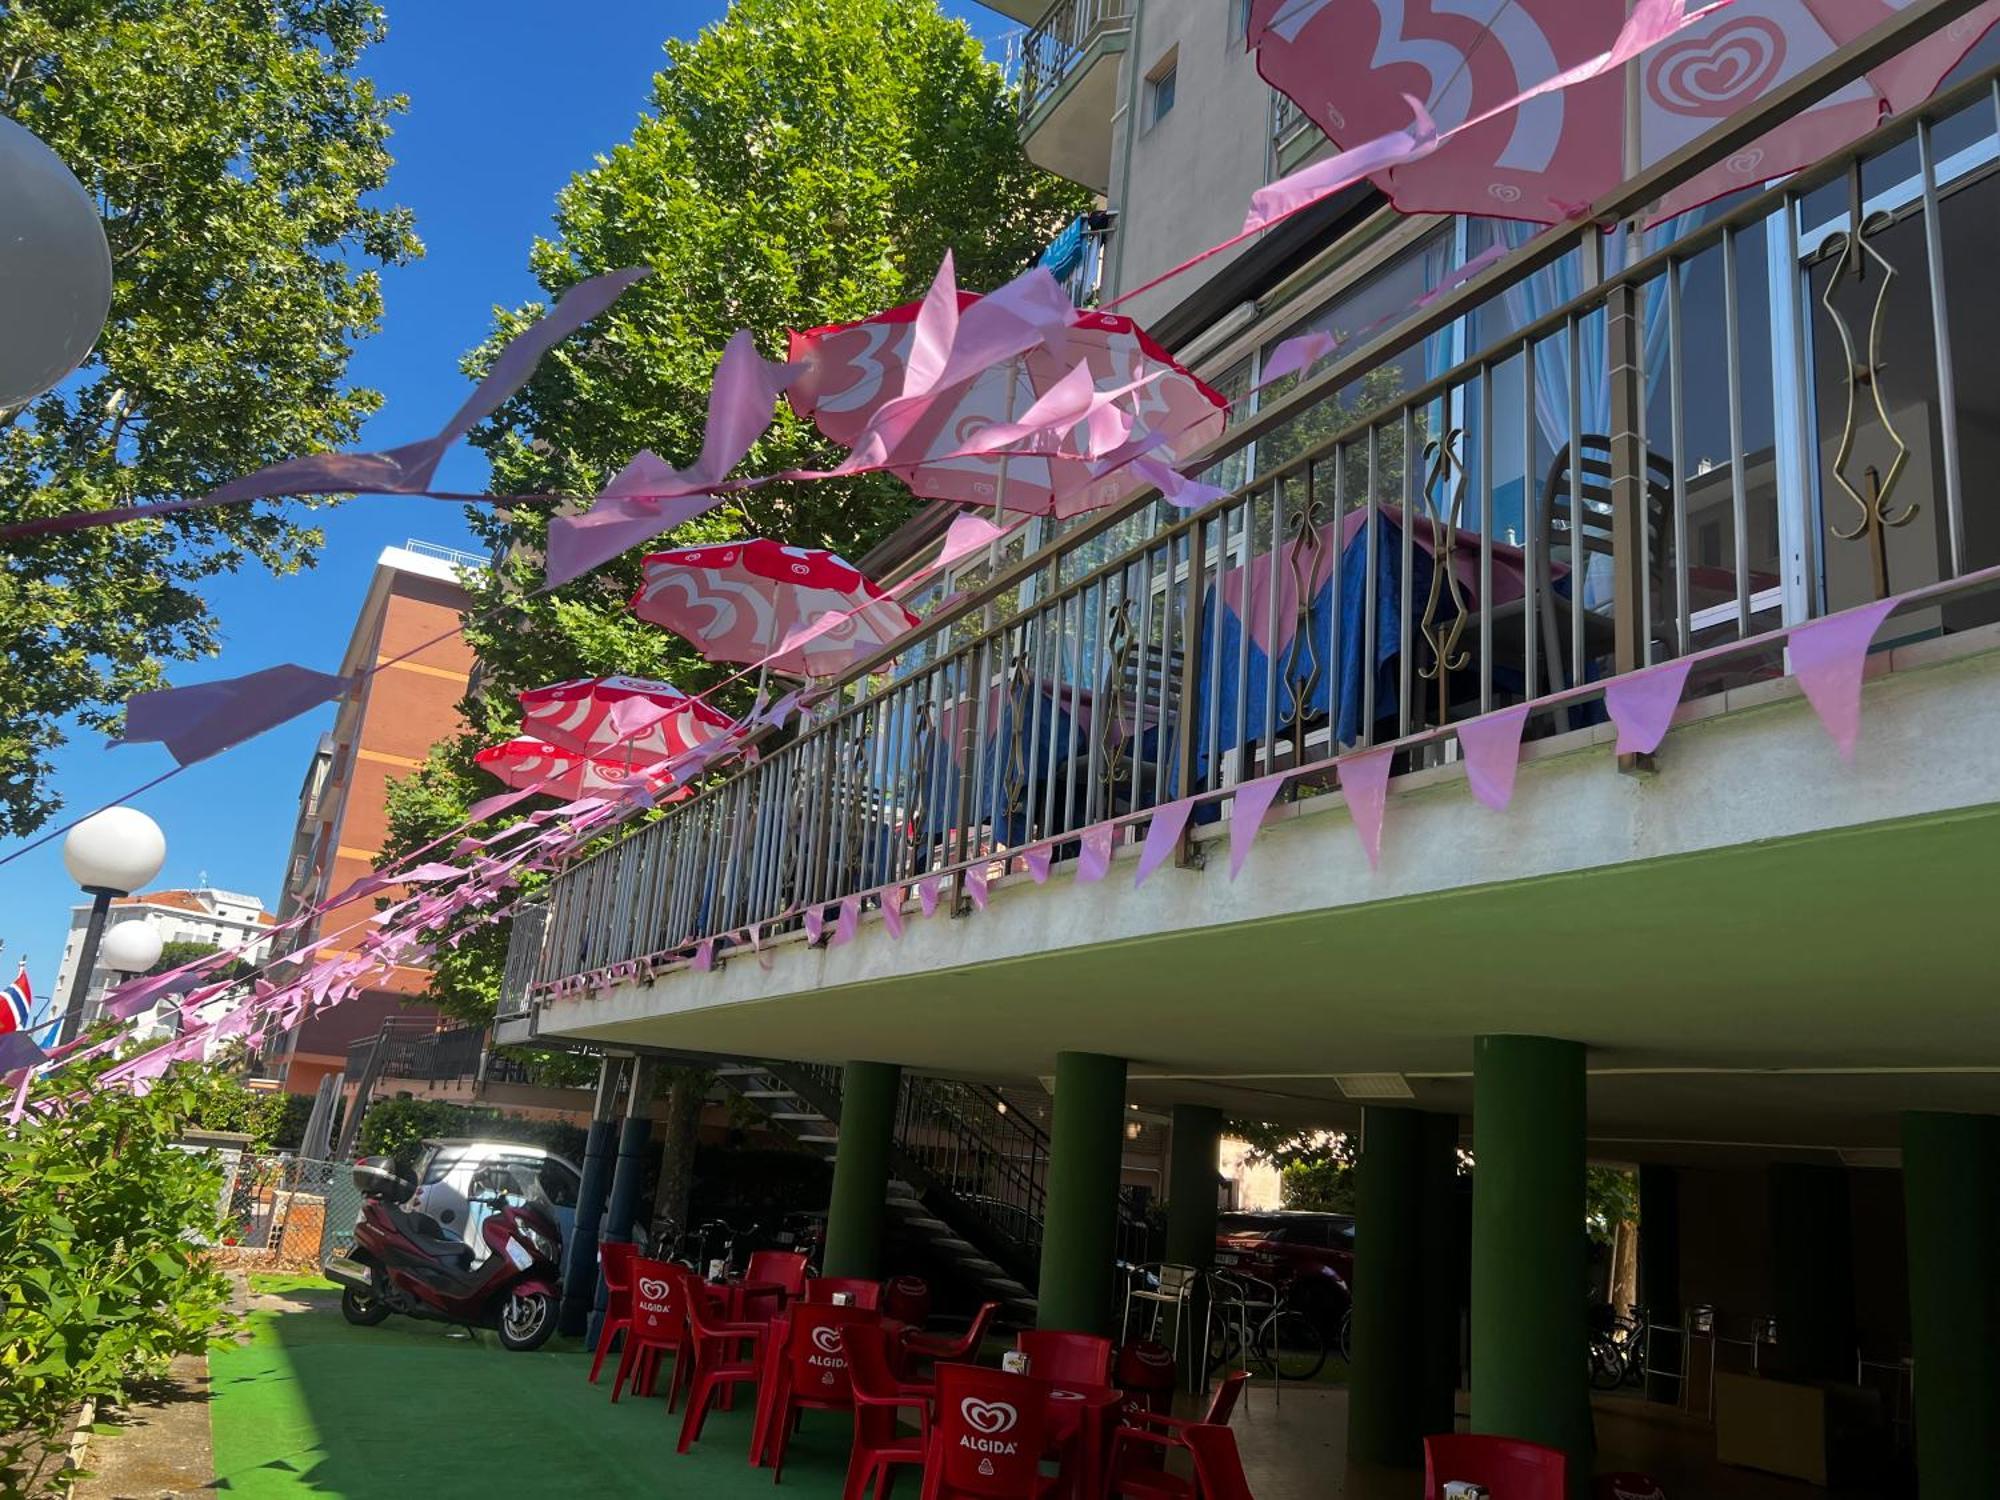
[609,1255,693,1408]
[1423,1434,1569,1500]
[741,1248,813,1318]
[807,1277,885,1310]
[1104,1371,1248,1497]
[843,1322,935,1500]
[899,1300,1000,1375]
[676,1282,774,1453]
[1594,1475,1666,1500]
[883,1274,933,1328]
[759,1303,878,1480]
[919,1363,1059,1500]
[1014,1330,1114,1389]
[589,1240,639,1384]
[1183,1424,1256,1500]
[1114,1340,1179,1422]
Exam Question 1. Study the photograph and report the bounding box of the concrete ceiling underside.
[557,802,2000,1159]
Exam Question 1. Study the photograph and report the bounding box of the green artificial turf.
[208,1289,858,1498]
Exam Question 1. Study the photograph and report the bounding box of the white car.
[409,1138,582,1260]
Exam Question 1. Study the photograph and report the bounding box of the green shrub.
[0,1060,236,1494]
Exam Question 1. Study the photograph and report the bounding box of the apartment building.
[267,541,483,1096]
[51,886,276,1033]
[498,7,2000,1492]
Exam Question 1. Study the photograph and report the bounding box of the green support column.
[1471,1035,1591,1472]
[823,1060,901,1279]
[1037,1051,1128,1334]
[1902,1111,2000,1499]
[1637,1164,1681,1403]
[1350,1106,1460,1469]
[1162,1104,1221,1271]
[1767,1163,1855,1382]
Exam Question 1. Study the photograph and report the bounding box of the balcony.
[1016,0,1132,192]
[499,49,2000,1149]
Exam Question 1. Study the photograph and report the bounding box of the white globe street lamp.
[0,115,113,410]
[57,807,167,1043]
[98,919,164,978]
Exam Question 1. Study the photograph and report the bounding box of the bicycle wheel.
[1263,1309,1329,1381]
[1206,1315,1245,1376]
[1589,1338,1627,1391]
[1337,1307,1353,1364]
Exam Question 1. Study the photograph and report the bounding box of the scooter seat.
[388,1204,474,1268]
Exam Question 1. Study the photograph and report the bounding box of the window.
[1228,0,1253,47]
[1146,52,1177,130]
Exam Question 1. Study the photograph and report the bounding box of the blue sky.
[0,0,1015,986]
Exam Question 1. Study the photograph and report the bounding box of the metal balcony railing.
[1018,0,1133,121]
[516,22,2000,1016]
[343,1019,487,1084]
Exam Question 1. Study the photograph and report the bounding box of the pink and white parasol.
[631,539,919,679]
[788,292,1227,519]
[472,738,693,801]
[1250,0,2000,225]
[516,675,734,762]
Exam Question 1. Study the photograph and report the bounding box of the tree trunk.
[1611,1217,1640,1316]
[647,1069,708,1251]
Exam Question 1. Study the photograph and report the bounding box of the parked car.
[408,1138,582,1257]
[1214,1210,1355,1328]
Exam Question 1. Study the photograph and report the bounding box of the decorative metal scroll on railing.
[514,56,2000,1009]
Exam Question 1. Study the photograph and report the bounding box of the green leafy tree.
[0,1056,236,1492]
[380,0,1087,1022]
[0,0,419,835]
[144,939,256,984]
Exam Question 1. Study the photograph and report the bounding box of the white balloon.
[99,919,164,976]
[0,114,112,408]
[63,806,167,894]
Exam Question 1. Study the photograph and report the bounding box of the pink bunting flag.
[1131,458,1231,513]
[1259,330,1338,385]
[1339,746,1395,870]
[115,664,349,766]
[832,895,861,948]
[1789,598,1898,763]
[1025,846,1053,884]
[1229,776,1287,881]
[1075,824,1115,885]
[964,864,988,911]
[545,329,795,586]
[1457,704,1532,812]
[1604,659,1694,756]
[465,785,542,824]
[882,889,905,940]
[929,514,1008,577]
[916,876,942,918]
[803,906,825,945]
[1245,96,1439,231]
[1134,798,1194,889]
[692,939,715,973]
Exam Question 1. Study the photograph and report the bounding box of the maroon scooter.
[325,1157,563,1351]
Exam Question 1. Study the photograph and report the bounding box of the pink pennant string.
[1025,846,1053,884]
[1457,704,1532,812]
[113,664,350,767]
[1259,330,1339,385]
[1339,746,1395,870]
[832,895,861,948]
[964,864,988,911]
[464,785,543,824]
[692,939,715,973]
[1229,775,1287,881]
[882,889,905,940]
[1075,824,1115,885]
[1134,798,1194,889]
[917,875,942,918]
[803,906,825,945]
[1788,597,1898,763]
[1604,659,1694,756]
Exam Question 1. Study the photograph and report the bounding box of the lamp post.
[57,808,166,1044]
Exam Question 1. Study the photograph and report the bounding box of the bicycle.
[1588,1304,1646,1391]
[1206,1269,1330,1382]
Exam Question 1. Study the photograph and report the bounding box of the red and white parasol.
[472,738,693,801]
[631,539,919,679]
[516,675,734,763]
[1249,0,2000,226]
[788,292,1227,519]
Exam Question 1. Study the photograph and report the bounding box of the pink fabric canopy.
[788,292,1227,518]
[472,737,693,801]
[631,539,919,678]
[516,675,733,762]
[1250,0,2000,225]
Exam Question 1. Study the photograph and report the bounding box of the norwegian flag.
[0,965,30,1033]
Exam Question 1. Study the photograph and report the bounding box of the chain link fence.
[203,1151,359,1274]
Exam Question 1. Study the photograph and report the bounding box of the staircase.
[712,1060,1151,1325]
